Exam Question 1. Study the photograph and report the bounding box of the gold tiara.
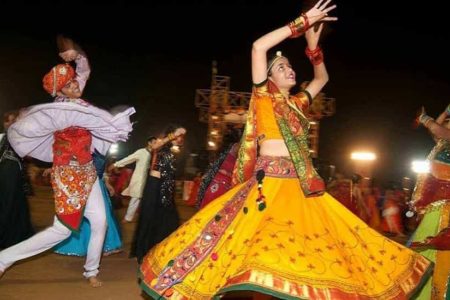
[267,51,286,74]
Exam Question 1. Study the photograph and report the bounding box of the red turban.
[42,64,75,96]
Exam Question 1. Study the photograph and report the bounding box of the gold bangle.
[288,13,309,38]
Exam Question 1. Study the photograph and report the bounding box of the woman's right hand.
[444,104,450,116]
[174,127,186,137]
[305,0,338,25]
[305,23,324,50]
[415,106,434,128]
[418,107,429,124]
[418,106,426,119]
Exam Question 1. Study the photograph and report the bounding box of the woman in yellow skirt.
[139,1,431,298]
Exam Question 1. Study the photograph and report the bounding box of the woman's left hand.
[305,23,324,50]
[174,127,186,137]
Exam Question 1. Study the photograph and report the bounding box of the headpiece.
[267,51,287,74]
[42,64,75,96]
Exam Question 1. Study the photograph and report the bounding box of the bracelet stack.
[419,114,434,127]
[305,46,324,65]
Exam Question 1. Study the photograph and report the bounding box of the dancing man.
[0,35,134,287]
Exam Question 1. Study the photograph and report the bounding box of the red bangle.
[288,13,309,38]
[302,13,310,30]
[305,46,324,65]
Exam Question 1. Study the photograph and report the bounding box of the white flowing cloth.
[8,101,135,162]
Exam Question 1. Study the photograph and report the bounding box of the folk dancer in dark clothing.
[0,110,34,249]
[130,125,186,264]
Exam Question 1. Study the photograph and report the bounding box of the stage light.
[109,143,119,155]
[411,160,430,174]
[350,152,376,161]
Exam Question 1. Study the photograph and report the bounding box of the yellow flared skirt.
[140,157,431,300]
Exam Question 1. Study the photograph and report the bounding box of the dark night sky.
[1,0,449,184]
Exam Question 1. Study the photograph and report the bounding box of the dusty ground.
[0,185,409,300]
[0,185,197,300]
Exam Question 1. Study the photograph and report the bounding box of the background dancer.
[130,125,185,263]
[0,110,34,249]
[409,105,450,299]
[111,136,157,223]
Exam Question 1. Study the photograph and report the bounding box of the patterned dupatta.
[232,80,325,196]
[231,96,258,186]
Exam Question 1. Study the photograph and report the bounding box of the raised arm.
[73,53,90,93]
[419,106,450,140]
[424,122,450,140]
[251,0,337,84]
[57,35,91,94]
[303,24,328,99]
[113,150,140,168]
[152,127,186,150]
[252,26,292,84]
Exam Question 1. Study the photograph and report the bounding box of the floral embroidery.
[51,162,96,230]
[152,179,255,292]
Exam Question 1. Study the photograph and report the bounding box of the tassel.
[256,169,266,211]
